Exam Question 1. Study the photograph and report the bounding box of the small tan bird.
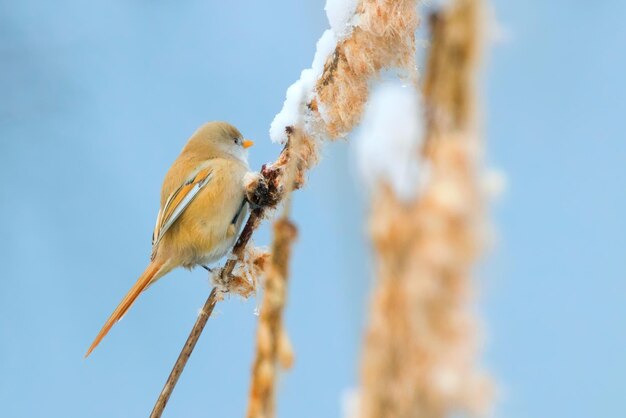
[85,121,254,357]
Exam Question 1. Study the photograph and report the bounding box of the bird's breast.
[164,160,248,268]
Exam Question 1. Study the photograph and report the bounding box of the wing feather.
[151,166,213,257]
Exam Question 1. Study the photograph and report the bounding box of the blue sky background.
[1,1,624,417]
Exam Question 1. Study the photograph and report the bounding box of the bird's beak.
[242,139,254,149]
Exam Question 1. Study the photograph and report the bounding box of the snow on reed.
[355,81,425,202]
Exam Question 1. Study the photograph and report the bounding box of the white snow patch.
[269,30,338,144]
[325,0,359,36]
[488,19,512,45]
[340,388,361,418]
[485,3,512,46]
[311,29,337,80]
[482,168,507,200]
[269,71,310,144]
[355,82,425,201]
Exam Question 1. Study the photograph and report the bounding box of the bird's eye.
[233,137,239,145]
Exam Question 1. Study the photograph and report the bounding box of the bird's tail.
[85,260,167,358]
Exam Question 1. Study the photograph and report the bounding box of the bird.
[85,121,254,357]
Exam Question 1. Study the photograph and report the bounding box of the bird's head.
[188,121,254,163]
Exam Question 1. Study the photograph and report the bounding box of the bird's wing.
[151,166,214,257]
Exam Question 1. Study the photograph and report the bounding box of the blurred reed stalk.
[246,214,297,418]
[357,1,493,418]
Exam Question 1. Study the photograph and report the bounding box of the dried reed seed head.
[290,131,319,190]
[245,172,278,209]
[429,179,469,215]
[217,244,269,298]
[267,128,319,194]
[273,217,298,241]
[369,188,420,254]
[256,321,272,356]
[247,401,263,418]
[228,276,256,298]
[257,359,275,390]
[314,0,418,139]
[277,328,295,369]
[252,252,270,272]
[243,171,264,193]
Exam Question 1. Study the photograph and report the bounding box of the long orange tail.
[85,260,166,358]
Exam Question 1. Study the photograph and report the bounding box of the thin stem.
[150,287,220,418]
